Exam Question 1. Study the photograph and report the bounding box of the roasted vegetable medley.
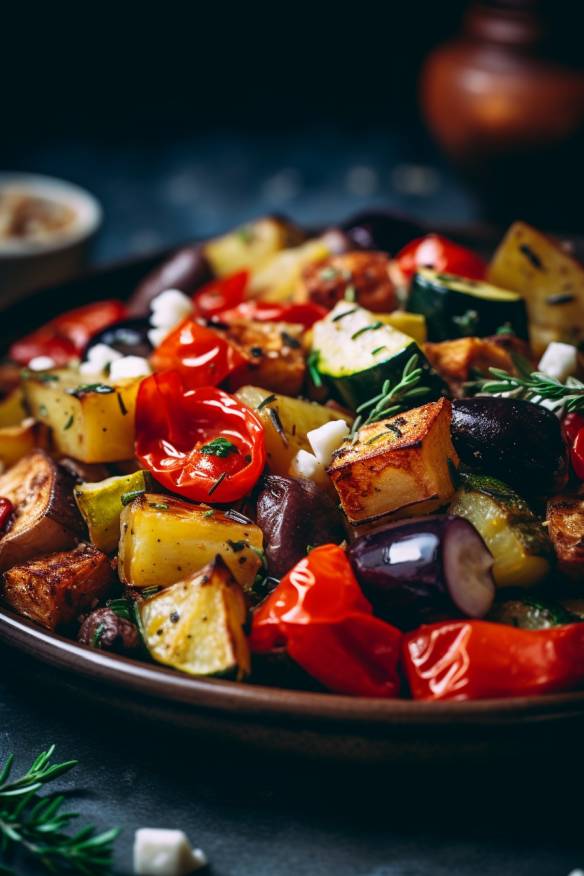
[1,214,584,702]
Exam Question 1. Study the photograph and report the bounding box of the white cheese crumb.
[28,355,56,371]
[289,449,328,485]
[148,289,194,349]
[538,342,578,382]
[79,343,122,375]
[133,828,207,875]
[148,326,172,349]
[109,355,152,381]
[307,419,350,467]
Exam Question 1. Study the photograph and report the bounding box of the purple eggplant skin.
[348,515,495,631]
[341,210,425,254]
[451,397,569,498]
[127,244,213,316]
[83,317,152,360]
[256,475,345,580]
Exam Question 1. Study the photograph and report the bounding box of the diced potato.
[0,387,27,428]
[423,337,515,385]
[2,543,113,631]
[0,419,47,468]
[235,385,353,477]
[547,491,584,582]
[248,239,331,302]
[23,369,141,463]
[328,398,458,525]
[220,320,305,396]
[488,221,584,355]
[74,469,152,553]
[204,217,297,278]
[378,311,427,345]
[118,494,263,591]
[140,557,250,679]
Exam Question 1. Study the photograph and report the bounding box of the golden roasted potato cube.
[248,239,331,302]
[140,556,250,679]
[204,217,296,277]
[547,491,584,582]
[378,311,427,345]
[118,494,263,592]
[424,337,515,385]
[2,543,113,631]
[235,385,353,477]
[23,369,141,463]
[0,419,48,468]
[488,221,584,355]
[328,398,458,525]
[220,320,305,396]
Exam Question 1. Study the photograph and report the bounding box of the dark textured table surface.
[1,132,582,875]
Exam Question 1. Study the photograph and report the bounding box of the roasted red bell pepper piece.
[150,318,247,389]
[395,234,487,283]
[250,545,402,698]
[570,427,584,480]
[403,620,584,701]
[192,271,249,319]
[215,300,327,329]
[10,300,127,366]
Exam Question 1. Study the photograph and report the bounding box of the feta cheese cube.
[28,355,56,371]
[307,419,350,467]
[289,449,327,485]
[133,828,207,875]
[108,356,152,381]
[538,342,578,382]
[79,343,122,376]
[150,289,193,328]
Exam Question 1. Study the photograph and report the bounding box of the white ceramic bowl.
[0,173,102,307]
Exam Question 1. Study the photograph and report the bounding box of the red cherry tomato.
[395,234,487,283]
[251,545,402,698]
[571,427,584,480]
[150,319,247,389]
[563,412,584,446]
[216,300,327,329]
[192,271,248,319]
[135,371,265,503]
[0,497,13,534]
[10,300,127,366]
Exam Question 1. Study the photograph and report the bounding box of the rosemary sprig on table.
[479,368,584,413]
[350,354,429,440]
[0,746,119,875]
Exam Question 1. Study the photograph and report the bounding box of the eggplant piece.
[256,475,345,579]
[83,317,152,360]
[451,397,569,497]
[2,543,113,631]
[0,450,84,573]
[127,244,212,315]
[348,515,495,630]
[341,210,425,254]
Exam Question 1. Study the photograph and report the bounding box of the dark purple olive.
[341,209,425,254]
[77,608,141,654]
[256,474,345,580]
[348,515,495,630]
[127,244,212,315]
[451,397,569,497]
[83,317,152,360]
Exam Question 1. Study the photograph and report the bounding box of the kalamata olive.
[82,317,152,360]
[341,210,425,254]
[451,397,569,497]
[77,607,140,653]
[348,515,495,630]
[127,244,212,315]
[256,474,345,579]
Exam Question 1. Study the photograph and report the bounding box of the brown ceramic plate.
[1,218,584,763]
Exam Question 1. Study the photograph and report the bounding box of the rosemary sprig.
[350,354,429,440]
[0,746,119,874]
[479,368,584,413]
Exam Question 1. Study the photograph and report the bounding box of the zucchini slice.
[407,268,528,341]
[487,598,577,630]
[312,301,442,410]
[449,473,551,588]
[139,556,250,679]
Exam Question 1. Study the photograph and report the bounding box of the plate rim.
[3,605,584,727]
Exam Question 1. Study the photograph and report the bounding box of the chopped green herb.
[21,369,59,383]
[351,322,383,341]
[256,393,278,411]
[117,392,128,416]
[372,345,387,355]
[63,414,74,430]
[366,431,389,445]
[496,323,514,336]
[307,350,322,387]
[202,509,215,518]
[149,502,169,510]
[479,367,584,413]
[38,403,48,417]
[121,489,145,506]
[452,309,480,336]
[91,622,106,648]
[332,307,358,322]
[344,284,356,303]
[70,383,115,397]
[268,407,288,446]
[319,266,339,281]
[208,471,228,496]
[200,436,239,457]
[350,354,427,439]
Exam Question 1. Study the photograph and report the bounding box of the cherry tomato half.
[10,300,127,366]
[135,371,266,503]
[150,319,247,389]
[563,412,584,446]
[571,427,584,480]
[395,234,487,283]
[216,300,327,330]
[192,271,248,319]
